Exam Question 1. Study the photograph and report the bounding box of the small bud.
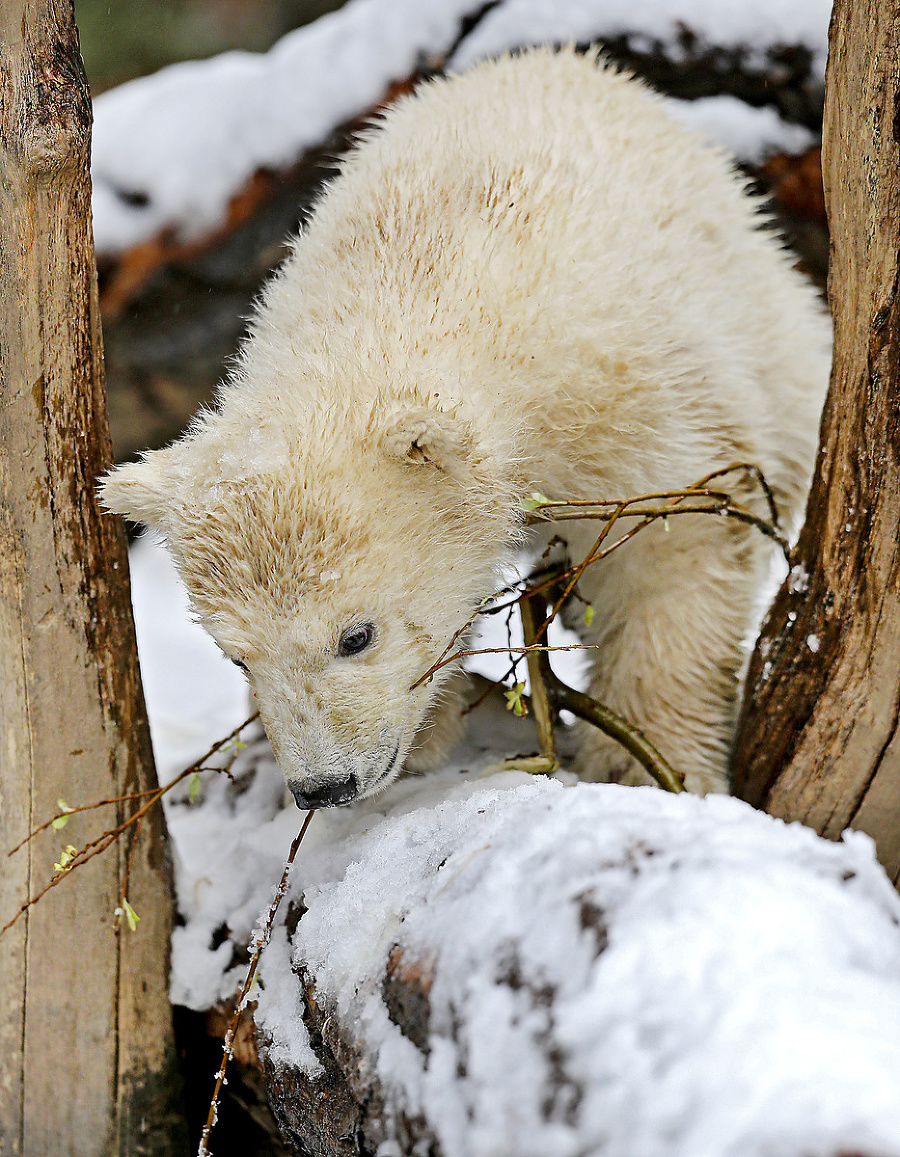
[54,844,78,873]
[504,682,528,717]
[115,897,141,932]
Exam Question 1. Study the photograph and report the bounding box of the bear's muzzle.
[289,773,359,810]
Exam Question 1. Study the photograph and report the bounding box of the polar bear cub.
[102,49,830,804]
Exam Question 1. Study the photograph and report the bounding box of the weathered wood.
[732,0,900,882]
[0,3,184,1154]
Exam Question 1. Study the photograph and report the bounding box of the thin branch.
[412,642,601,689]
[519,591,559,769]
[6,786,161,857]
[690,461,781,527]
[525,462,781,526]
[527,491,790,563]
[115,811,145,935]
[198,809,316,1157]
[549,679,685,793]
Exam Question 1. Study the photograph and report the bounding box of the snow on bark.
[255,769,900,1157]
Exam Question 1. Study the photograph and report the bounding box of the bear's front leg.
[567,516,767,795]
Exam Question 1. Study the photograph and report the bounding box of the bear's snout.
[289,773,359,810]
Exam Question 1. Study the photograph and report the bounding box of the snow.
[90,0,486,253]
[260,776,900,1156]
[91,0,829,255]
[665,96,815,164]
[788,563,811,593]
[127,535,900,1154]
[128,534,248,782]
[449,0,830,72]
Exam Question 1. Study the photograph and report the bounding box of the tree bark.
[0,3,184,1154]
[732,0,900,883]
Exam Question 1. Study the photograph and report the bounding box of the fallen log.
[251,770,900,1157]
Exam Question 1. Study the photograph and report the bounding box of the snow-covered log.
[250,770,900,1157]
[91,0,828,257]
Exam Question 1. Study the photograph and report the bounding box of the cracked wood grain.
[0,3,184,1153]
[733,0,900,884]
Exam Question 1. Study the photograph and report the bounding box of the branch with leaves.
[1,712,260,937]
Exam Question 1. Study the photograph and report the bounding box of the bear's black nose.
[290,774,358,810]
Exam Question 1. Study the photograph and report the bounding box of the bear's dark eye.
[338,623,375,657]
[232,659,249,674]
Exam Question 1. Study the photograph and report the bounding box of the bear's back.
[233,49,829,506]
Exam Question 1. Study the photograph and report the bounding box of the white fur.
[102,50,830,801]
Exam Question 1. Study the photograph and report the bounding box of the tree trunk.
[0,4,185,1154]
[732,0,900,883]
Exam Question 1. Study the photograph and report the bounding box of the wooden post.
[732,0,900,883]
[0,3,185,1153]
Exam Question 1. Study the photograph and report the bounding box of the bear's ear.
[98,448,180,530]
[381,409,474,479]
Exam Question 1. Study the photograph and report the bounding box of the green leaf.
[583,604,595,628]
[521,491,551,512]
[122,898,140,932]
[188,771,201,803]
[115,897,141,932]
[504,682,528,717]
[52,799,73,830]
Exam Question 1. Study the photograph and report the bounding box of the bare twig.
[465,465,789,711]
[547,682,685,793]
[198,809,316,1157]
[525,497,786,564]
[519,592,559,771]
[412,642,601,689]
[691,461,781,527]
[429,466,783,785]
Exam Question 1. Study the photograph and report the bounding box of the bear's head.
[101,405,518,808]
